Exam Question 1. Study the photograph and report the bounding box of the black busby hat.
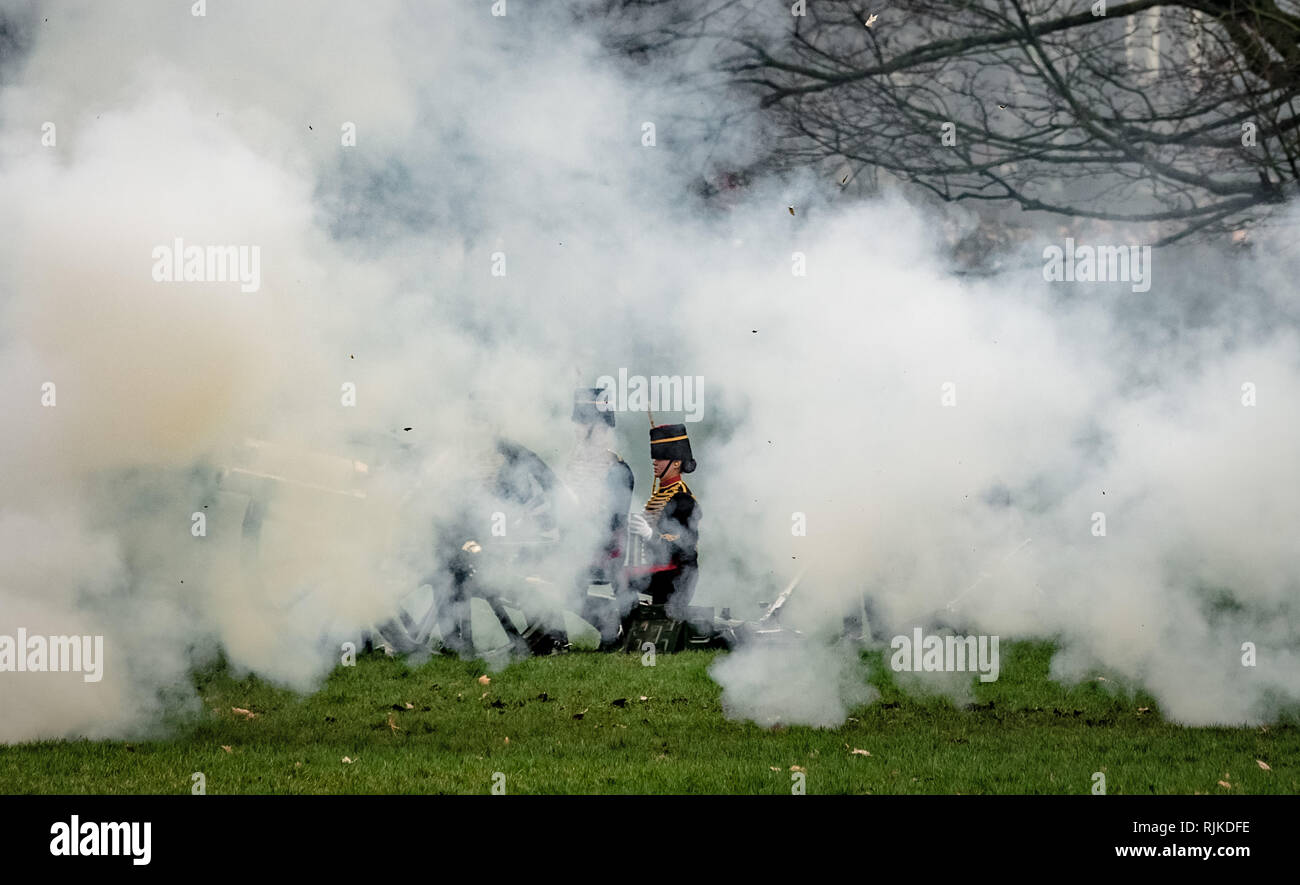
[650,423,695,472]
[572,388,615,427]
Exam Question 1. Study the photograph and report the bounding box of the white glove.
[628,512,653,540]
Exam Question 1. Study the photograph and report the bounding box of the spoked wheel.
[374,583,443,654]
[374,437,565,655]
[491,438,562,544]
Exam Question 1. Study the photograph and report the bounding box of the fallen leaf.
[404,702,414,710]
[220,745,232,754]
[1257,759,1272,771]
[231,707,257,719]
[850,748,872,756]
[387,712,401,733]
[769,766,781,771]
[294,762,302,768]
[504,737,510,744]
[1217,780,1231,789]
[639,696,649,701]
[864,13,878,27]
[480,691,489,700]
[789,765,805,772]
[342,756,354,764]
[478,675,491,686]
[1137,707,1150,715]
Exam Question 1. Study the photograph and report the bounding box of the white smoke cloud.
[712,639,877,729]
[1,0,1298,744]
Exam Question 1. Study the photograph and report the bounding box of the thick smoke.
[1,0,1297,743]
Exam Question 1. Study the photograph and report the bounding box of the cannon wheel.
[374,438,564,654]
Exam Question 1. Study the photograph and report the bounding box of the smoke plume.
[1,0,1297,744]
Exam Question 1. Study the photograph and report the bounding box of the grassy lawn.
[1,642,1295,795]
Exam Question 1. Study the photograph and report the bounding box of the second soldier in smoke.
[562,388,636,643]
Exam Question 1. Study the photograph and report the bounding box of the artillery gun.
[203,433,807,663]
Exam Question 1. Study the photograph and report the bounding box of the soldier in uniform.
[627,423,701,616]
[563,388,636,641]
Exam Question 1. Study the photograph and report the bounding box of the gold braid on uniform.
[644,480,693,543]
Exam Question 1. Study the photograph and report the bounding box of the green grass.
[1,641,1295,794]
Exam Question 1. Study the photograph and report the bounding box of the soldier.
[627,423,701,616]
[563,388,636,640]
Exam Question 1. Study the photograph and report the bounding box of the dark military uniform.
[637,476,700,607]
[627,424,701,613]
[567,389,636,643]
[601,451,635,576]
[567,388,634,584]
